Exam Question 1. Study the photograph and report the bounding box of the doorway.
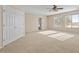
[38,18,42,30]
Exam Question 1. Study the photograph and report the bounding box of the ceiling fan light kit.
[48,5,63,12]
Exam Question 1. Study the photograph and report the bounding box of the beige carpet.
[0,30,79,53]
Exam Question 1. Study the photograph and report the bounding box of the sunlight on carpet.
[38,30,57,35]
[48,32,74,41]
[37,30,75,41]
[48,33,66,38]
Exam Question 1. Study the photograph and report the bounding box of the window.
[53,15,64,27]
[72,14,79,28]
[53,14,79,31]
[65,15,72,28]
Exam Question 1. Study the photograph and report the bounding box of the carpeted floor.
[0,30,79,53]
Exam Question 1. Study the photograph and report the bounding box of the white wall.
[25,13,47,33]
[47,16,54,30]
[41,17,47,30]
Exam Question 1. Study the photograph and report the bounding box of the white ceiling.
[15,5,79,16]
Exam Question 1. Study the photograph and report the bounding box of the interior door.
[3,8,10,46]
[3,6,15,46]
[9,12,15,43]
[14,11,25,39]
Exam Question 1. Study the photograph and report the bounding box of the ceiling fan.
[48,5,63,12]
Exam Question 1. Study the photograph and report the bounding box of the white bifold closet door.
[3,6,25,46]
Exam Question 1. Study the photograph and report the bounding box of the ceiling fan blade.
[57,8,63,9]
[47,5,63,12]
[53,5,57,8]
